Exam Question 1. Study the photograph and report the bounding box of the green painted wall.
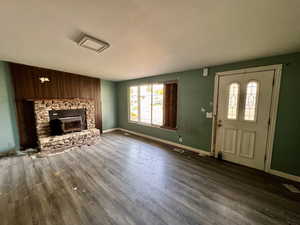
[101,80,118,130]
[117,52,300,176]
[0,62,19,153]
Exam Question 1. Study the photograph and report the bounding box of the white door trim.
[211,64,282,174]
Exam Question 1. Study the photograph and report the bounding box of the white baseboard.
[102,128,119,133]
[118,128,212,156]
[269,169,300,183]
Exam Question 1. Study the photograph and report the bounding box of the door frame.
[210,64,282,172]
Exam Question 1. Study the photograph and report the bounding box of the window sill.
[128,121,177,132]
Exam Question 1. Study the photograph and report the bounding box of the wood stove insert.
[49,109,87,136]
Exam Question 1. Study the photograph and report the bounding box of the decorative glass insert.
[244,81,258,121]
[129,86,138,121]
[227,83,239,120]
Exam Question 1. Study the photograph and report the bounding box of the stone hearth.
[33,99,100,153]
[39,128,100,154]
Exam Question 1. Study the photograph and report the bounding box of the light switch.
[206,112,213,118]
[203,68,209,77]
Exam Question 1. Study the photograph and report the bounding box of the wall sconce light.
[40,77,50,83]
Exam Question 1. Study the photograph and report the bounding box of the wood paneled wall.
[10,63,102,149]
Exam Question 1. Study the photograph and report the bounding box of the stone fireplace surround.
[33,98,100,153]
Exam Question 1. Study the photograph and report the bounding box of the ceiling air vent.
[78,34,110,53]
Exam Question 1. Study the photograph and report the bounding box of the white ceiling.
[0,0,300,81]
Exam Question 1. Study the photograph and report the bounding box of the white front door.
[215,70,275,170]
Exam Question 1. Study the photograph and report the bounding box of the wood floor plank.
[0,131,299,225]
[92,138,266,225]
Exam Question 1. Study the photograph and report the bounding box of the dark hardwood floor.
[0,131,299,225]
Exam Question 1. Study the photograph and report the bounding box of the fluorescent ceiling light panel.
[78,35,110,53]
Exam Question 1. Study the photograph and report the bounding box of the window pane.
[227,83,239,120]
[129,86,138,121]
[152,84,164,125]
[244,81,258,121]
[140,85,152,123]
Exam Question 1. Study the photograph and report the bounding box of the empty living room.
[1,1,300,224]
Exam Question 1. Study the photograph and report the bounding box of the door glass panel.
[244,81,258,121]
[227,83,239,120]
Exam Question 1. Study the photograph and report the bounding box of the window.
[129,82,177,129]
[139,85,152,123]
[152,84,164,125]
[129,86,138,122]
[227,83,240,120]
[244,81,258,121]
